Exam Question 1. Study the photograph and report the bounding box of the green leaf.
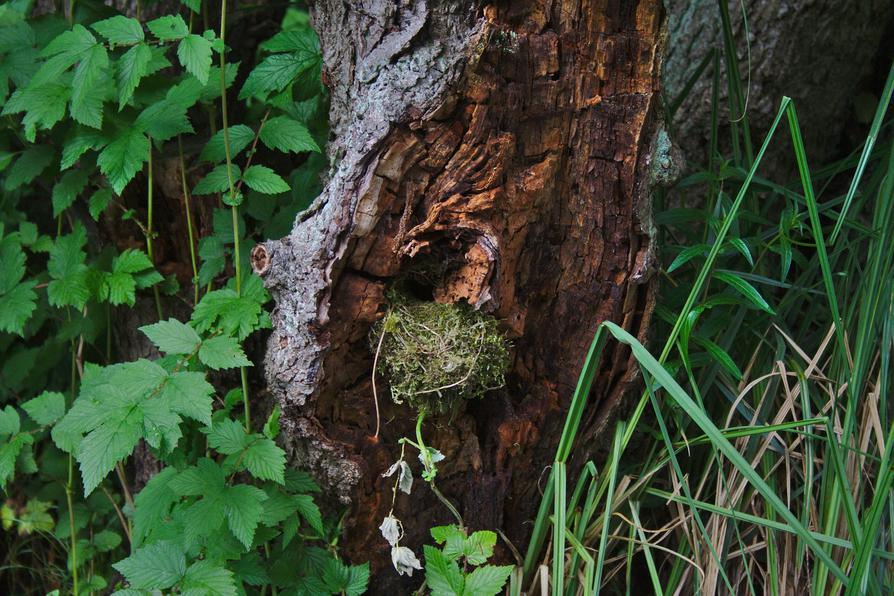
[159,371,214,426]
[242,165,289,194]
[113,542,186,590]
[135,100,193,141]
[462,565,513,596]
[92,16,144,46]
[666,244,709,274]
[117,43,152,109]
[98,127,149,194]
[294,494,323,535]
[177,34,212,84]
[0,405,20,435]
[0,435,28,489]
[46,227,90,309]
[239,52,313,99]
[692,336,743,380]
[0,281,37,335]
[133,467,178,546]
[241,437,285,483]
[259,116,319,154]
[0,235,26,293]
[192,286,266,340]
[76,401,144,495]
[4,145,53,191]
[424,545,465,596]
[714,270,775,314]
[88,188,113,220]
[2,83,70,142]
[225,484,267,549]
[140,319,200,355]
[181,560,237,596]
[193,164,240,195]
[147,15,189,41]
[198,125,255,163]
[22,391,66,426]
[464,530,497,565]
[70,43,109,129]
[61,127,107,170]
[52,169,88,217]
[284,469,320,493]
[198,335,251,370]
[207,418,246,455]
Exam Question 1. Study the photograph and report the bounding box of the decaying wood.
[253,0,667,584]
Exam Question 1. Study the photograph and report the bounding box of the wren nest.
[371,295,510,415]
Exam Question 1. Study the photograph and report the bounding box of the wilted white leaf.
[398,461,413,494]
[391,545,422,577]
[379,515,401,546]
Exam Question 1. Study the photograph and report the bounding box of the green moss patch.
[371,296,510,415]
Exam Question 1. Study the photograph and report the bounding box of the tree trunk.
[252,0,667,586]
[664,0,894,173]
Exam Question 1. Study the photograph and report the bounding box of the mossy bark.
[253,0,665,588]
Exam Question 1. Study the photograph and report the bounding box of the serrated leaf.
[136,100,193,142]
[2,83,69,142]
[177,34,212,84]
[239,52,314,99]
[0,281,37,335]
[181,560,237,596]
[52,169,88,217]
[98,127,149,194]
[424,545,464,596]
[113,542,186,590]
[70,43,109,129]
[89,188,113,220]
[92,16,144,46]
[132,467,178,546]
[117,43,152,109]
[4,145,54,191]
[241,165,289,194]
[61,127,107,170]
[192,286,266,340]
[147,15,189,41]
[294,494,323,535]
[0,405,20,435]
[193,164,240,195]
[198,125,254,163]
[159,371,214,426]
[241,437,285,483]
[714,270,774,314]
[22,391,66,426]
[464,530,497,565]
[259,116,319,154]
[198,335,251,370]
[207,418,246,455]
[140,319,200,354]
[225,484,266,549]
[462,564,513,596]
[77,403,144,495]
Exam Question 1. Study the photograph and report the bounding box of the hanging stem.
[146,144,164,320]
[218,0,251,431]
[177,137,200,305]
[415,412,464,529]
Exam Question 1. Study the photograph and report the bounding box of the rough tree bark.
[251,0,667,587]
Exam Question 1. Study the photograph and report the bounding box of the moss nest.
[370,295,510,415]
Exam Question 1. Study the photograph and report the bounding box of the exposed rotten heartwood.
[251,0,666,583]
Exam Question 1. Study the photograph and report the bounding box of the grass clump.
[371,294,510,415]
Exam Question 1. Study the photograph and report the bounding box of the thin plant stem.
[146,144,164,320]
[177,136,200,305]
[218,0,251,430]
[415,412,464,529]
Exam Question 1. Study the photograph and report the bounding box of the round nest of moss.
[370,297,510,415]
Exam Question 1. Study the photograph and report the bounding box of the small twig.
[371,318,387,438]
